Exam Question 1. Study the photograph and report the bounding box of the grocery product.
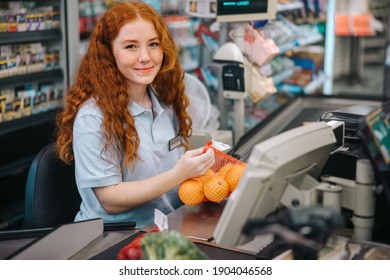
[203,175,229,202]
[178,141,247,206]
[193,169,215,184]
[178,179,205,206]
[117,229,208,260]
[225,163,246,192]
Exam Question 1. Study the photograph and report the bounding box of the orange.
[203,175,229,203]
[225,164,246,192]
[217,163,233,178]
[193,169,215,184]
[178,179,205,206]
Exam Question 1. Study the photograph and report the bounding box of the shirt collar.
[129,86,164,117]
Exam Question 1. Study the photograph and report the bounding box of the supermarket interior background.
[0,0,390,260]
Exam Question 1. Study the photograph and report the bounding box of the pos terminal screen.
[360,107,390,172]
[217,0,268,16]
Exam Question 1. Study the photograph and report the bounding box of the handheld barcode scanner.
[214,42,247,144]
[214,42,247,99]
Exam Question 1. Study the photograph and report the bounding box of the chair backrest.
[24,143,81,229]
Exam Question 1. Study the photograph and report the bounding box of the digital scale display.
[217,0,267,15]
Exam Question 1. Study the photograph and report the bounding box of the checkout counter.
[79,202,390,260]
[231,92,383,161]
[1,93,389,260]
[2,201,390,260]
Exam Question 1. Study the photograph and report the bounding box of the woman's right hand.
[174,147,215,183]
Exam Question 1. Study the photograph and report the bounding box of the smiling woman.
[55,1,215,228]
[112,18,163,105]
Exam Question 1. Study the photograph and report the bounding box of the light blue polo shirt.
[72,87,184,228]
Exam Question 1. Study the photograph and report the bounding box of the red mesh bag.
[202,141,243,173]
[178,141,247,205]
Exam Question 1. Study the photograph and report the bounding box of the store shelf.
[277,72,327,95]
[0,109,58,136]
[0,200,25,231]
[296,32,324,47]
[277,32,323,55]
[278,41,298,54]
[303,72,327,94]
[0,69,64,90]
[277,1,304,12]
[0,0,73,231]
[0,30,62,45]
[0,156,35,179]
[273,67,299,84]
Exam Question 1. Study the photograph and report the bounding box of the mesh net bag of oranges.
[178,141,247,206]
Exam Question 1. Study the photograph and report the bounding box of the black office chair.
[24,143,81,229]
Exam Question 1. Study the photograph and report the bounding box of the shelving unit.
[271,3,326,94]
[234,1,327,133]
[0,68,63,90]
[277,1,305,12]
[0,0,78,230]
[0,29,61,44]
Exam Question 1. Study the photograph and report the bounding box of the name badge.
[169,135,182,151]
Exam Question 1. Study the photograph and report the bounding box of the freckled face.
[112,18,163,89]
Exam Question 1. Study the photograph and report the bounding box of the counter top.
[3,202,390,260]
[165,201,225,242]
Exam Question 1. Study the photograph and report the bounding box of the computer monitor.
[359,106,390,172]
[216,0,278,22]
[213,122,336,248]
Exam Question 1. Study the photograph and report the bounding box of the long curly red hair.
[56,1,192,166]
